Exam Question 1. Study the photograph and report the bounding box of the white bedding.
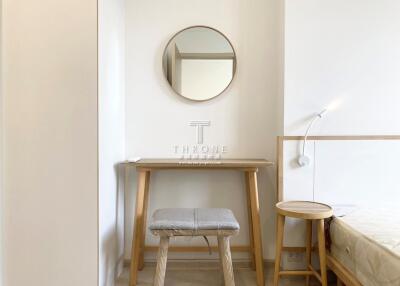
[330,206,400,286]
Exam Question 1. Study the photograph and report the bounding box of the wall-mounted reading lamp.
[297,109,327,167]
[297,98,343,167]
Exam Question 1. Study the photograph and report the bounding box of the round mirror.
[162,26,236,101]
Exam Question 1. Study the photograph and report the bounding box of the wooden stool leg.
[218,236,226,283]
[273,214,285,286]
[218,236,235,286]
[305,220,312,286]
[154,236,170,286]
[317,219,328,286]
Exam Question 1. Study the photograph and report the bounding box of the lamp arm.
[302,116,319,155]
[301,109,327,156]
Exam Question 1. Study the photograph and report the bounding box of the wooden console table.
[123,159,273,286]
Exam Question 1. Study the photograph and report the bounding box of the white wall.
[125,0,284,261]
[284,0,400,197]
[0,0,4,283]
[285,0,400,135]
[283,139,400,204]
[2,0,98,285]
[98,0,126,285]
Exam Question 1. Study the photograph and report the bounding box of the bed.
[328,205,400,286]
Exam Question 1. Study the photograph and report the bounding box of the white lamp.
[297,109,327,167]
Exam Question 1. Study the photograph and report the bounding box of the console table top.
[122,158,273,170]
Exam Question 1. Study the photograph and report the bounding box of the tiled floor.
[116,262,331,286]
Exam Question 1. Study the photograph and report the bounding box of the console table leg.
[129,170,150,286]
[138,171,150,270]
[245,172,256,270]
[247,170,265,286]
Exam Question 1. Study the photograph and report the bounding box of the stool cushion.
[149,208,240,231]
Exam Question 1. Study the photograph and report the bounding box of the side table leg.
[317,219,328,286]
[273,214,285,286]
[305,220,312,286]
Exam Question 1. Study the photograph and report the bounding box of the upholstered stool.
[274,201,333,286]
[149,208,240,286]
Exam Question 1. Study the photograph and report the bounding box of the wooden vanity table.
[123,159,273,286]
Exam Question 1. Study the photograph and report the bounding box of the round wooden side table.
[273,201,333,286]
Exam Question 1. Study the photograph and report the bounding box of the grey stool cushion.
[149,208,240,231]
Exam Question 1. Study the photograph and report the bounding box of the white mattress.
[330,206,400,286]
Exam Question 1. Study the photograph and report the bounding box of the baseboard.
[123,258,274,269]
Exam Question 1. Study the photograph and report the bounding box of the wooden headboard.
[277,135,400,203]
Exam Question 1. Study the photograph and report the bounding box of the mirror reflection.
[163,26,236,101]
